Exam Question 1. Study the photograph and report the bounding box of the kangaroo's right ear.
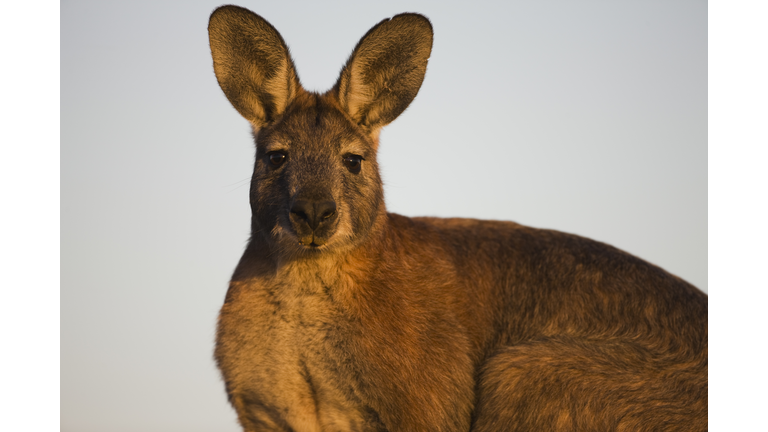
[208,6,301,129]
[335,14,433,134]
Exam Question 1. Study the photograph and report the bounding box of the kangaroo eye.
[268,152,286,167]
[343,154,363,174]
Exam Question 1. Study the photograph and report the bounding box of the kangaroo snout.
[289,195,338,246]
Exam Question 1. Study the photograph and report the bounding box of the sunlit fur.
[208,6,707,432]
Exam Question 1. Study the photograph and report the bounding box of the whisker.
[221,176,253,188]
[220,176,253,194]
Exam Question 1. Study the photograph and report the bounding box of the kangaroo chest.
[216,277,383,432]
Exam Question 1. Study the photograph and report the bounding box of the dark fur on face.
[248,93,385,260]
[208,6,707,432]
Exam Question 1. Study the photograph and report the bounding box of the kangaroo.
[208,5,707,432]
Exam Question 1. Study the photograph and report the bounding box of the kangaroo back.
[208,6,707,432]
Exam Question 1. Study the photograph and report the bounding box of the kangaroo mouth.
[298,235,328,248]
[286,221,338,250]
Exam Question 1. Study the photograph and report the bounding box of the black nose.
[290,199,337,231]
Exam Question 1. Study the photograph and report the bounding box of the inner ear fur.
[208,6,301,129]
[335,13,433,132]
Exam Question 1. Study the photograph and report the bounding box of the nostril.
[318,201,337,220]
[290,200,310,221]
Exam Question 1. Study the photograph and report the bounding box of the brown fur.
[208,6,707,432]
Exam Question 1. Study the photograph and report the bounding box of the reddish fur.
[208,6,707,431]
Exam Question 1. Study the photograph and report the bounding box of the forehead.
[257,94,366,153]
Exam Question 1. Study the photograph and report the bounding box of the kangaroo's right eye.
[268,152,286,167]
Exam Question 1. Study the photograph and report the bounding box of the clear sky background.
[61,1,708,431]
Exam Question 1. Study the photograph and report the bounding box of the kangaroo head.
[208,6,433,258]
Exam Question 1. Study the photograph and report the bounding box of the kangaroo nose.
[290,199,337,231]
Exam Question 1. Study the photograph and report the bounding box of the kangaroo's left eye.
[268,152,286,167]
[343,154,363,174]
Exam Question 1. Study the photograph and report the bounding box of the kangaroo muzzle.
[288,194,338,246]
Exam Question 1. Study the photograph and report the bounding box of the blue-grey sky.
[61,1,706,431]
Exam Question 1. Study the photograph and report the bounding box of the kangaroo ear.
[208,6,301,129]
[336,13,433,132]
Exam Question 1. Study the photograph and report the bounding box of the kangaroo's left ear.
[335,13,433,133]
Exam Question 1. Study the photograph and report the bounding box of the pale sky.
[61,1,707,430]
